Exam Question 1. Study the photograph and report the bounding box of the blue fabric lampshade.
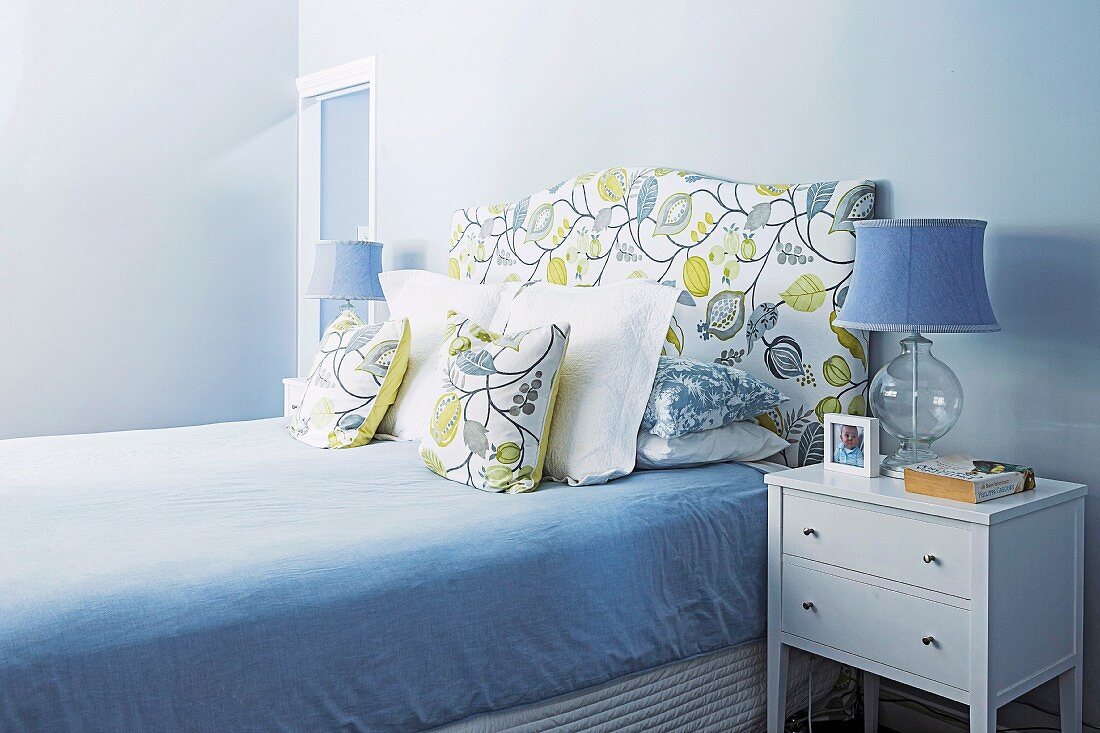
[305,241,385,301]
[834,219,999,333]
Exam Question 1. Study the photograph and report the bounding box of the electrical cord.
[806,655,813,733]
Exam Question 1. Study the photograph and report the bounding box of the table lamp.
[305,240,385,320]
[834,219,999,477]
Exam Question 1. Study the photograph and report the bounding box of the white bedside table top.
[764,464,1086,525]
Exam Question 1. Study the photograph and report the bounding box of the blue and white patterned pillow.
[642,356,787,440]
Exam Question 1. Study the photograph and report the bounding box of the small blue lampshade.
[305,241,385,301]
[834,219,999,333]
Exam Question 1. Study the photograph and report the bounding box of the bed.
[1,419,823,732]
[1,167,873,731]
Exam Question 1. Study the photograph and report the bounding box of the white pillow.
[636,421,791,469]
[504,280,680,485]
[378,270,520,440]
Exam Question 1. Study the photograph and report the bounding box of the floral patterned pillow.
[419,311,570,493]
[641,356,787,439]
[288,313,411,448]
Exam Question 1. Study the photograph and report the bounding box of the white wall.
[300,0,1100,722]
[0,0,298,438]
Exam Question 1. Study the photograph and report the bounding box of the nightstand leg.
[969,694,996,733]
[1058,665,1082,733]
[863,671,879,733]
[767,640,789,733]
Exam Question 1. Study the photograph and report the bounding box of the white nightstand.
[283,377,307,418]
[765,464,1086,733]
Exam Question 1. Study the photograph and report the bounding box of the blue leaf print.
[830,183,875,233]
[337,413,365,431]
[806,181,838,221]
[593,206,613,232]
[764,336,805,380]
[745,302,779,355]
[512,197,530,233]
[684,175,702,183]
[636,177,658,224]
[744,202,772,231]
[477,219,494,240]
[641,356,787,438]
[456,349,498,376]
[344,324,383,353]
[798,421,824,465]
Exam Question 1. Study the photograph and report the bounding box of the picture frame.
[823,413,880,477]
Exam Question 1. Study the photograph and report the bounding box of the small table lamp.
[835,219,999,477]
[305,240,385,320]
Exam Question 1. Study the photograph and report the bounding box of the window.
[295,57,377,375]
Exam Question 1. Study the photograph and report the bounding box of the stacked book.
[903,455,1036,503]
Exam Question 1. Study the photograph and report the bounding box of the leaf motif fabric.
[765,336,806,380]
[636,177,658,224]
[806,181,838,221]
[512,197,530,233]
[421,311,570,493]
[780,273,828,312]
[798,420,825,465]
[830,183,876,233]
[288,315,411,449]
[641,357,788,440]
[449,167,874,466]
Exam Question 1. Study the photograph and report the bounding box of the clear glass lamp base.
[870,333,964,479]
[880,441,938,478]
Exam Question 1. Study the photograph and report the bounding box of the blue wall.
[301,0,1100,722]
[0,0,298,437]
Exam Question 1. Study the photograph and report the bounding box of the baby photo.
[832,423,865,468]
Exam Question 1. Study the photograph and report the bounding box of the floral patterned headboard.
[448,167,875,466]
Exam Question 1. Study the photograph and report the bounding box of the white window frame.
[294,56,378,376]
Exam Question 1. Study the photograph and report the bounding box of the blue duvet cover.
[0,419,768,732]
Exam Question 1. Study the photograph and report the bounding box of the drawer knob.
[802,527,816,536]
[923,554,936,564]
[922,635,935,646]
[802,601,814,610]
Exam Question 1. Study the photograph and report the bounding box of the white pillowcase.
[636,421,791,469]
[378,270,520,440]
[504,280,680,485]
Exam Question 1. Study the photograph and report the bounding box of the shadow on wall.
[870,179,894,223]
[952,230,1100,721]
[988,231,1100,475]
[992,232,1100,351]
[389,243,428,272]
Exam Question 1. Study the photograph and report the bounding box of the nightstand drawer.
[782,562,970,690]
[284,378,307,418]
[783,494,971,598]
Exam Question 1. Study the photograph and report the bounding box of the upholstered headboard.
[448,167,875,466]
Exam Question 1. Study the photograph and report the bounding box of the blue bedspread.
[0,419,768,732]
